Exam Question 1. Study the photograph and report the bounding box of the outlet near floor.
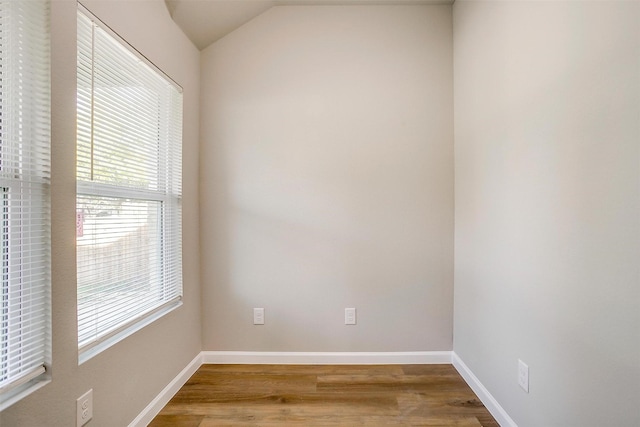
[518,359,529,393]
[253,308,265,325]
[76,389,93,427]
[345,308,356,325]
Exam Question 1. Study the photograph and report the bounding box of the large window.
[76,8,183,360]
[0,0,51,409]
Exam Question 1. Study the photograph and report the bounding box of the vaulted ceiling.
[165,0,453,50]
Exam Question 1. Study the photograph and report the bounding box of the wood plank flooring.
[149,364,499,426]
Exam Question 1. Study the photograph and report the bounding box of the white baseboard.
[128,352,202,427]
[201,351,452,365]
[452,352,517,427]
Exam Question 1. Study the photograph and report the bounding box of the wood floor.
[150,364,499,426]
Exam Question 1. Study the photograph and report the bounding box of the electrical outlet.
[76,389,93,427]
[518,359,529,393]
[345,308,356,325]
[253,307,264,325]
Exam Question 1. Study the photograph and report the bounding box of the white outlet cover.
[518,359,529,393]
[253,307,264,325]
[345,308,356,325]
[76,389,93,427]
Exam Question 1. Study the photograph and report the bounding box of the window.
[0,0,51,410]
[76,7,183,360]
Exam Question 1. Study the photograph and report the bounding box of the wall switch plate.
[345,308,356,325]
[76,389,93,427]
[518,359,529,393]
[253,308,265,325]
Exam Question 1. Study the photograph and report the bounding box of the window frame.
[0,0,51,410]
[76,5,183,363]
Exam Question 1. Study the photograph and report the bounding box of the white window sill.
[0,371,50,412]
[79,299,183,365]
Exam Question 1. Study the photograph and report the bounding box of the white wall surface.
[453,1,640,426]
[200,5,454,352]
[0,1,201,425]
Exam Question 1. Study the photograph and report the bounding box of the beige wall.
[5,2,636,425]
[200,5,454,352]
[453,1,640,426]
[0,1,201,426]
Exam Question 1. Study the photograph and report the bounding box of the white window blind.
[0,0,50,406]
[76,8,182,356]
